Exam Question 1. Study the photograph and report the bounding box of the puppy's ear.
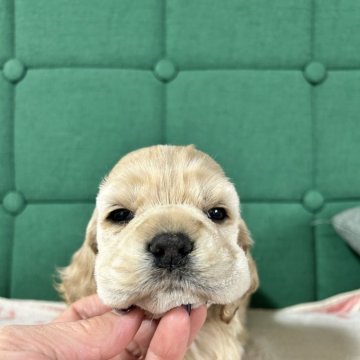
[56,209,98,303]
[220,218,259,323]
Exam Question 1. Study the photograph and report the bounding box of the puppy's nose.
[148,233,194,270]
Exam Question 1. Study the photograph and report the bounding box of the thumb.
[5,309,143,360]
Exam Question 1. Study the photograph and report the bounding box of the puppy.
[58,145,258,359]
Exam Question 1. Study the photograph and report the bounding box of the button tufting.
[3,59,26,83]
[303,62,327,85]
[154,58,177,82]
[303,190,324,212]
[3,191,26,215]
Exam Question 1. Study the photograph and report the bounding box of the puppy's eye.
[107,209,134,223]
[207,207,228,222]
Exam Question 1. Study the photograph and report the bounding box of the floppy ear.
[56,209,98,304]
[220,218,259,323]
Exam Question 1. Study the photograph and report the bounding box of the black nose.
[148,233,194,270]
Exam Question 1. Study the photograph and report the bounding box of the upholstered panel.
[11,204,94,299]
[0,208,12,296]
[166,71,312,199]
[16,0,163,67]
[316,72,360,197]
[15,70,163,200]
[0,77,12,197]
[314,0,360,67]
[1,0,359,308]
[243,204,315,307]
[166,0,312,67]
[0,0,12,66]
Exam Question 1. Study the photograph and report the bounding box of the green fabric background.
[1,0,360,308]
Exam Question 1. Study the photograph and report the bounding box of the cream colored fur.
[57,145,258,359]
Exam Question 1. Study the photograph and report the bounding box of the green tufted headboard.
[1,0,360,308]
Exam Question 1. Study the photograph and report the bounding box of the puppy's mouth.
[114,303,195,317]
[102,268,212,318]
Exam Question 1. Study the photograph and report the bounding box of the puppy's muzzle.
[148,232,194,270]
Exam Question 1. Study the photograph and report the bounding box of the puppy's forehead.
[99,145,238,210]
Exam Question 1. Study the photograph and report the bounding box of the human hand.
[0,294,207,360]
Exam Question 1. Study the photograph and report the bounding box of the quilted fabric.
[1,0,360,308]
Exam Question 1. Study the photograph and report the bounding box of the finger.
[7,309,144,360]
[187,305,207,346]
[120,306,207,360]
[53,294,111,322]
[120,318,158,360]
[146,307,191,360]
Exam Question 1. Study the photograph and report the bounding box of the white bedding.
[245,289,360,360]
[1,290,359,360]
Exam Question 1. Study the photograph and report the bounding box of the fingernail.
[112,305,135,315]
[183,304,192,315]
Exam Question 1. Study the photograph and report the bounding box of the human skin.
[0,294,207,360]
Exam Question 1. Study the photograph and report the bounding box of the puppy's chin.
[97,274,250,318]
[97,286,207,318]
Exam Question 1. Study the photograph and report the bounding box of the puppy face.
[94,145,253,316]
